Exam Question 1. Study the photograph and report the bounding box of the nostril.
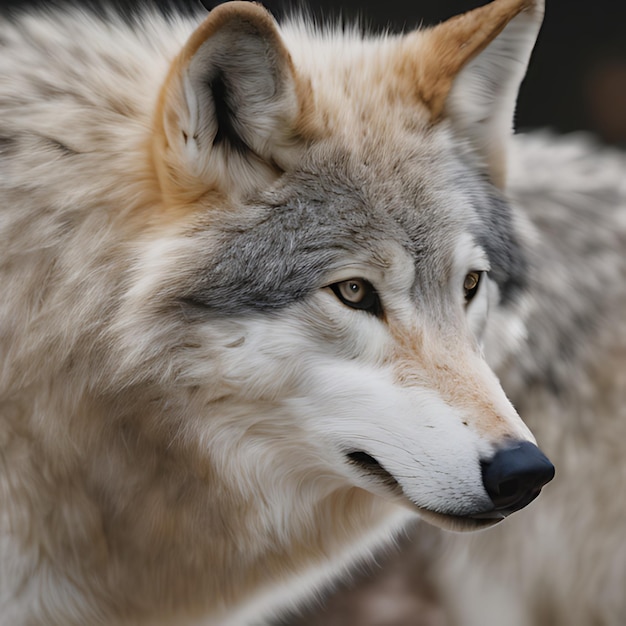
[497,478,521,500]
[481,441,555,513]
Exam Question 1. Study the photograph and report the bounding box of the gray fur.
[185,146,526,317]
[505,136,625,392]
[184,162,409,314]
[470,184,529,304]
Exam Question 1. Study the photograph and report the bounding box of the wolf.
[0,0,555,624]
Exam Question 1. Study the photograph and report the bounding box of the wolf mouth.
[417,508,505,531]
[346,451,405,495]
[345,450,506,531]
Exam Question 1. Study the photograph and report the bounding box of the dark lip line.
[345,450,504,529]
[414,506,506,531]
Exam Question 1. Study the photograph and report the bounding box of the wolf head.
[122,0,553,533]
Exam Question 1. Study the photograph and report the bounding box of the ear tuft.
[153,2,302,202]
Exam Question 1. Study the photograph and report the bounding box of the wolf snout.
[479,442,555,516]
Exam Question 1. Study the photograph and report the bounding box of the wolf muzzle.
[479,442,555,517]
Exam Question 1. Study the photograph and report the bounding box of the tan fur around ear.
[406,0,540,121]
[152,2,312,208]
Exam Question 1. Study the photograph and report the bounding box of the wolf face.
[124,0,554,532]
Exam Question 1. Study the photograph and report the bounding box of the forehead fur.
[280,25,430,141]
[279,23,528,303]
[184,126,524,315]
[160,9,529,314]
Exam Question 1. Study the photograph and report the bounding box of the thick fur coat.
[0,1,560,624]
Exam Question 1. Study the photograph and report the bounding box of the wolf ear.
[407,0,544,187]
[153,2,302,202]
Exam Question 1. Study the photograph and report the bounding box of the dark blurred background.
[1,0,626,144]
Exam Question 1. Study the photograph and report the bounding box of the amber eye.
[464,271,482,303]
[330,278,382,316]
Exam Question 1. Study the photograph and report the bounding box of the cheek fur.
[296,292,391,364]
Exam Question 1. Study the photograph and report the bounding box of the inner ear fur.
[403,0,544,187]
[153,2,305,203]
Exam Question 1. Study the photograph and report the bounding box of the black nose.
[481,441,555,515]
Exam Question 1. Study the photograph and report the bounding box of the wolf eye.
[464,271,483,303]
[330,279,382,316]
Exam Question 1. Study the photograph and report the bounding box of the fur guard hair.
[0,0,572,623]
